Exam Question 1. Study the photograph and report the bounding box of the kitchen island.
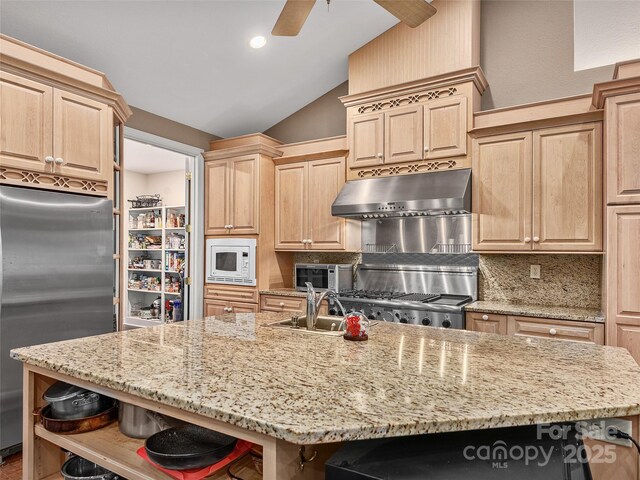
[11,312,640,479]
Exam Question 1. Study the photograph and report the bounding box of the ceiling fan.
[272,0,437,36]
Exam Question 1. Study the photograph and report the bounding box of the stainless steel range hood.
[331,169,471,219]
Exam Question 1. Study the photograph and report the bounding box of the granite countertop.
[465,301,605,323]
[11,313,640,445]
[259,288,306,297]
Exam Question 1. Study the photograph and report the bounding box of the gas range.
[330,264,477,330]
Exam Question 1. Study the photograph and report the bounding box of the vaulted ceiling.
[0,1,398,137]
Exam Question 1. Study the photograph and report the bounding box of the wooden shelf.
[127,288,161,294]
[128,248,162,252]
[129,268,163,273]
[164,291,182,296]
[129,228,162,231]
[165,227,185,230]
[34,424,260,480]
[164,249,185,252]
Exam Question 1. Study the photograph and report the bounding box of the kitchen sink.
[266,315,378,336]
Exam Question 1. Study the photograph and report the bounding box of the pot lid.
[43,381,88,402]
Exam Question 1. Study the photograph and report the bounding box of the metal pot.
[60,455,119,480]
[43,382,113,420]
[118,403,169,439]
[39,403,118,435]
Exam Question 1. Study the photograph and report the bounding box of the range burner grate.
[395,293,441,303]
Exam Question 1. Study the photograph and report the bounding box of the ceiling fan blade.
[373,0,437,28]
[272,0,317,36]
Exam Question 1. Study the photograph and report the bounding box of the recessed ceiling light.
[249,36,266,49]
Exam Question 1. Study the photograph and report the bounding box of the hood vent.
[331,169,471,219]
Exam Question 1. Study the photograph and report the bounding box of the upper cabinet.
[204,154,260,235]
[472,122,603,253]
[341,68,486,181]
[0,36,131,196]
[605,92,640,205]
[274,136,360,251]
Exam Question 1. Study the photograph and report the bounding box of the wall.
[145,170,186,207]
[480,0,614,110]
[263,82,349,144]
[126,106,219,151]
[478,255,602,309]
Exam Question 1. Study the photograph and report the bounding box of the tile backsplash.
[478,255,602,309]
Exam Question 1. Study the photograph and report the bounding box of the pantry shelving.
[125,205,186,329]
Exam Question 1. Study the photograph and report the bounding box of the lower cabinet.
[259,294,329,316]
[466,313,605,345]
[204,299,257,316]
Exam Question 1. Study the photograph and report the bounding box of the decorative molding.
[340,66,488,108]
[203,143,283,161]
[592,76,640,109]
[357,87,458,114]
[354,159,458,179]
[0,166,108,195]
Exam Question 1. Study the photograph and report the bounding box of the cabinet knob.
[228,225,234,229]
[279,302,285,307]
[44,156,54,164]
[377,153,383,159]
[228,307,233,312]
[54,157,64,165]
[533,236,540,243]
[482,314,489,321]
[524,237,531,243]
[424,146,429,153]
[549,328,557,336]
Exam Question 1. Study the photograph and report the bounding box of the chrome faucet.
[305,282,343,330]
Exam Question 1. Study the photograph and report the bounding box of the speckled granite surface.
[479,255,602,309]
[466,301,605,323]
[11,313,640,445]
[259,288,306,297]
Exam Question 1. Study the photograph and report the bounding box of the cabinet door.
[0,71,52,173]
[260,294,306,313]
[229,155,259,234]
[606,92,640,204]
[424,96,467,160]
[204,299,228,317]
[204,160,229,235]
[308,157,346,250]
[275,162,307,250]
[607,205,640,364]
[384,105,423,164]
[466,312,507,335]
[472,132,533,251]
[348,112,384,168]
[533,123,602,251]
[227,301,258,314]
[53,89,111,182]
[507,316,604,345]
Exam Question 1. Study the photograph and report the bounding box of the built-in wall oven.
[206,238,256,286]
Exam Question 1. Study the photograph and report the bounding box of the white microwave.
[206,238,256,286]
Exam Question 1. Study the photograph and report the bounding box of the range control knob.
[329,308,337,316]
[400,317,408,324]
[442,319,452,328]
[422,317,431,326]
[367,314,376,320]
[395,313,401,319]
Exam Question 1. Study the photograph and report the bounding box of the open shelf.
[127,288,162,294]
[129,268,163,273]
[129,228,162,231]
[164,291,182,296]
[34,423,259,480]
[165,227,185,230]
[125,317,162,328]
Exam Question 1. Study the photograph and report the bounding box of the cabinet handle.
[533,236,540,243]
[482,314,489,321]
[549,328,557,336]
[524,237,531,243]
[44,156,54,164]
[279,302,285,307]
[54,157,64,165]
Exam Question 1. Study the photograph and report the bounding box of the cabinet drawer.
[260,294,305,313]
[466,312,508,335]
[507,316,604,345]
[204,284,258,303]
[204,299,258,316]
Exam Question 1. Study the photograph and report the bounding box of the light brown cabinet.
[472,123,602,252]
[606,205,640,364]
[204,298,258,316]
[0,71,112,189]
[204,154,259,235]
[275,156,358,251]
[259,293,329,316]
[466,313,604,345]
[204,284,259,304]
[348,95,467,168]
[606,92,640,204]
[466,312,508,335]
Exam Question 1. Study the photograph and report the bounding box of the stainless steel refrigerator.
[0,186,114,456]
